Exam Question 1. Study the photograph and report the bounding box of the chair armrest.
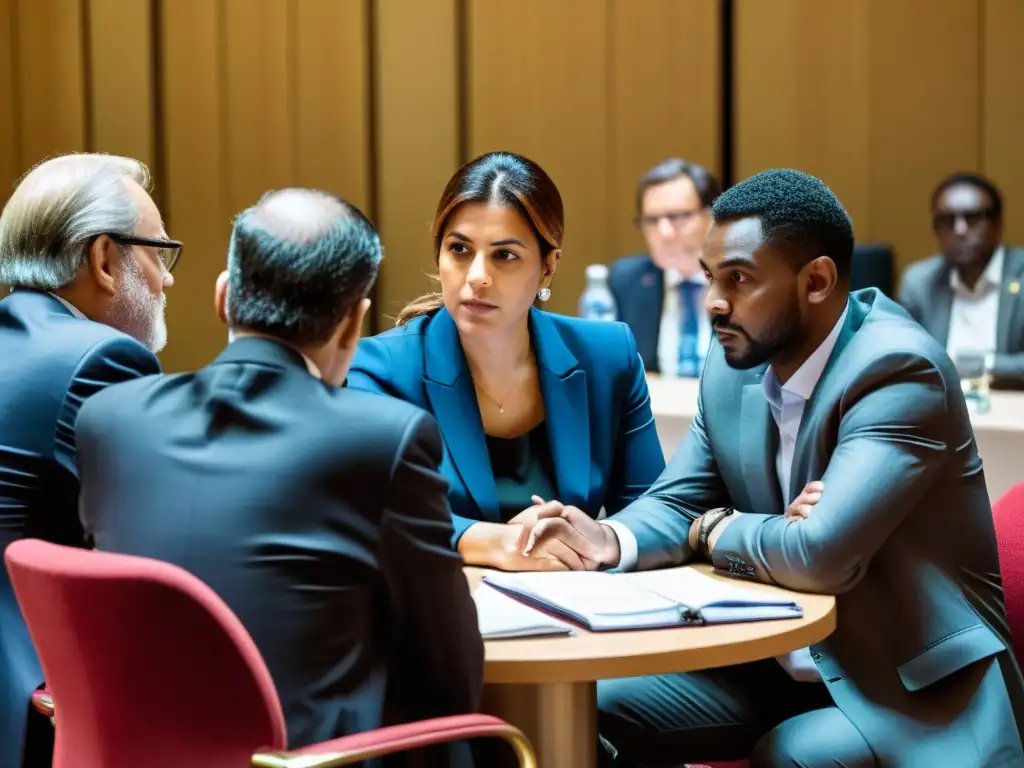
[251,713,535,768]
[31,691,55,726]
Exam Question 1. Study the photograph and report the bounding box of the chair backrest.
[993,484,1024,660]
[850,243,894,297]
[5,539,288,768]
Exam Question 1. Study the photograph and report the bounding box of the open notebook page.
[624,568,797,609]
[483,571,686,630]
[624,568,802,623]
[474,582,574,639]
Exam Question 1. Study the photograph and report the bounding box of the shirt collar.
[227,329,322,378]
[47,292,86,319]
[664,268,707,292]
[950,245,1004,298]
[763,306,849,407]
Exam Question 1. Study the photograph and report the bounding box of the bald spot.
[245,189,349,245]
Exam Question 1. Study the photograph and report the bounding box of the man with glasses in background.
[609,158,722,376]
[899,172,1024,389]
[0,152,176,767]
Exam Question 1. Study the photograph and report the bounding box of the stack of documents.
[483,568,802,631]
[474,581,575,639]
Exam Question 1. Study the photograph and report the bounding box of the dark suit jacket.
[75,337,483,753]
[347,307,665,545]
[608,254,664,372]
[0,289,160,768]
[899,246,1024,388]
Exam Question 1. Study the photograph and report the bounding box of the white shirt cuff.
[600,520,638,572]
[775,647,822,683]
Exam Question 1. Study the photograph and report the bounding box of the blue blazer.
[347,307,666,544]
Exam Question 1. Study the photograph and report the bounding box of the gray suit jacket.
[899,246,1024,389]
[610,289,1024,765]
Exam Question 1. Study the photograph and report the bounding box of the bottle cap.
[585,264,609,281]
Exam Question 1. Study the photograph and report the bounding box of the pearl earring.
[537,287,551,302]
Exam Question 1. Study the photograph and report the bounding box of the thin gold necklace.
[473,367,527,415]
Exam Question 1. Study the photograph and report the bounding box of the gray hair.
[0,153,151,289]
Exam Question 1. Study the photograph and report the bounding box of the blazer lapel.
[739,373,783,517]
[531,310,590,508]
[997,248,1024,352]
[423,309,499,520]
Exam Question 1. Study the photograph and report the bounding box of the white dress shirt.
[657,269,712,377]
[946,246,1003,363]
[760,307,847,682]
[48,292,86,319]
[605,308,849,683]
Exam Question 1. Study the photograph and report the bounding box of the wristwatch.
[698,507,735,559]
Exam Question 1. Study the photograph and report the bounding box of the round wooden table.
[467,564,836,768]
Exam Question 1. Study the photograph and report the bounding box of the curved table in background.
[647,374,1024,503]
[468,565,836,768]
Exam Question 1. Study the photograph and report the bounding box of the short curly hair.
[711,168,854,276]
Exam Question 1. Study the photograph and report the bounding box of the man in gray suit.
[899,172,1024,389]
[522,169,1024,766]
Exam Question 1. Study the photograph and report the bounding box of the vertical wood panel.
[222,0,293,214]
[983,0,1024,247]
[159,0,227,372]
[15,0,86,165]
[609,0,720,260]
[0,0,18,204]
[375,0,460,325]
[867,0,980,273]
[87,0,156,173]
[735,0,980,277]
[736,0,871,235]
[294,0,371,212]
[468,0,608,317]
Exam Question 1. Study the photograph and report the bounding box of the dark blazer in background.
[0,289,160,768]
[347,307,666,545]
[608,254,664,372]
[899,246,1024,388]
[75,337,483,757]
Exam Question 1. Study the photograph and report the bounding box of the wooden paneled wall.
[2,0,1022,369]
[467,0,720,317]
[736,0,1023,277]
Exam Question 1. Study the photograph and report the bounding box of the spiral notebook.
[482,568,803,631]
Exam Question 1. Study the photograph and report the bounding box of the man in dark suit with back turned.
[0,153,174,767]
[75,189,483,762]
[899,172,1024,389]
[608,158,722,374]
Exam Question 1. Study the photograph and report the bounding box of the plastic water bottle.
[578,264,618,321]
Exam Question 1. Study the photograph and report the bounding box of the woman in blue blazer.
[348,152,665,570]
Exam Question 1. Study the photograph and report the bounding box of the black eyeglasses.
[106,234,183,273]
[635,209,705,231]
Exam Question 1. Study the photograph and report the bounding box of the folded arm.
[711,352,951,594]
[990,352,1024,390]
[380,412,484,717]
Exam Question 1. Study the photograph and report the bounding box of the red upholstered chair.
[6,539,534,768]
[993,483,1024,660]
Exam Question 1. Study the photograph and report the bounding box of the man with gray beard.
[0,152,175,767]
